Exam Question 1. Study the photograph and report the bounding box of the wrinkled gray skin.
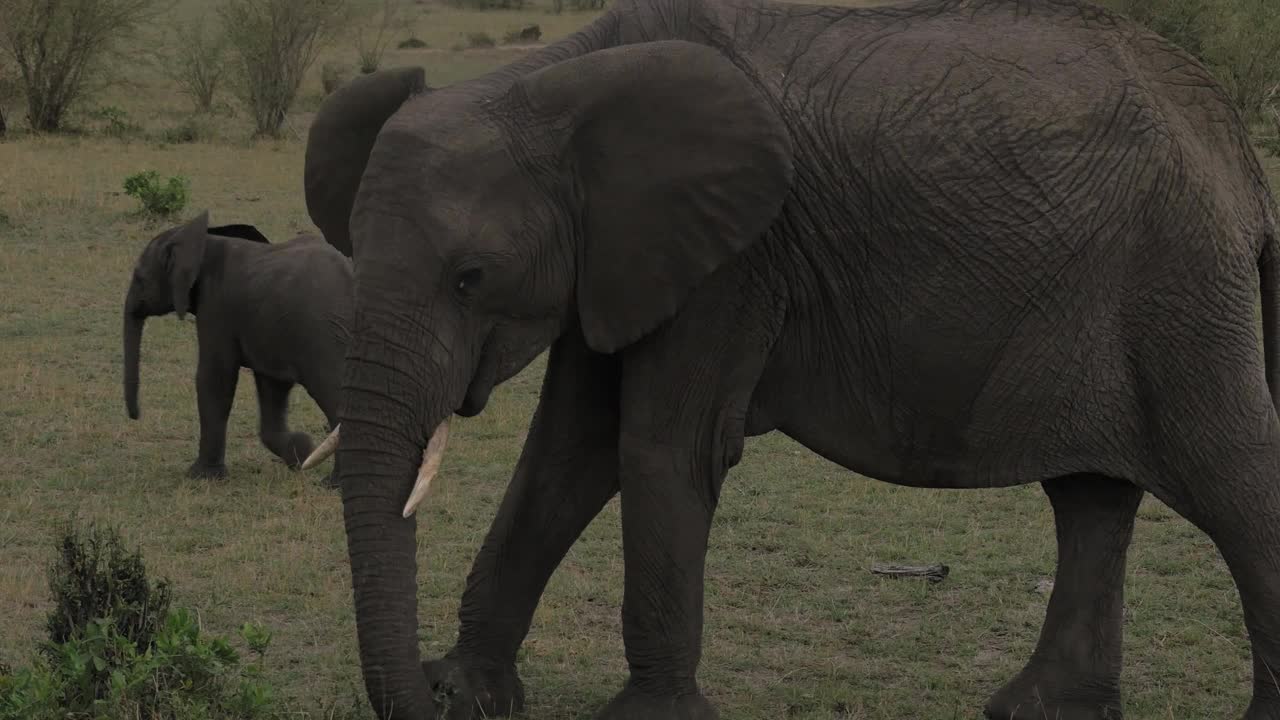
[123,212,351,485]
[302,0,1280,717]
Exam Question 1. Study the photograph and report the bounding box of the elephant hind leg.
[985,474,1140,720]
[1141,431,1280,719]
[253,373,313,469]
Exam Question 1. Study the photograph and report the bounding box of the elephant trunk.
[339,334,448,720]
[123,286,145,420]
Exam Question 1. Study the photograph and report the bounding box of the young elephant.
[122,210,351,483]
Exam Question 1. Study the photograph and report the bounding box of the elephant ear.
[168,210,210,319]
[304,67,429,257]
[208,223,269,243]
[517,41,794,353]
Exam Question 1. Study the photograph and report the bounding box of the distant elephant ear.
[208,223,269,243]
[516,41,793,353]
[304,67,429,257]
[168,210,210,319]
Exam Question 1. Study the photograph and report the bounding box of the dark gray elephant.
[299,0,1280,717]
[123,211,351,484]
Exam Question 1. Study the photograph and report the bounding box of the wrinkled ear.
[304,67,429,257]
[208,223,269,243]
[168,210,209,319]
[517,41,793,353]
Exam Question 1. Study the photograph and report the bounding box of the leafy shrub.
[220,0,349,137]
[156,117,213,144]
[503,25,541,44]
[447,0,524,10]
[550,0,606,13]
[397,36,428,49]
[0,0,164,132]
[44,521,172,651]
[321,62,351,96]
[85,105,142,138]
[466,31,496,49]
[0,522,276,720]
[170,15,228,113]
[123,171,191,219]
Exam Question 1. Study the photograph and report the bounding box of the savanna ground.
[3,0,1280,717]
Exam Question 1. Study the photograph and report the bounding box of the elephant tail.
[1262,227,1280,414]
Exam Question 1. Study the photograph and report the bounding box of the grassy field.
[3,0,1280,718]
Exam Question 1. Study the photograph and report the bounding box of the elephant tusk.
[301,424,340,470]
[402,418,450,518]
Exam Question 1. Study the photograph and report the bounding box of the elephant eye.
[455,267,483,296]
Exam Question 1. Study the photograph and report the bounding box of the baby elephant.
[122,210,351,483]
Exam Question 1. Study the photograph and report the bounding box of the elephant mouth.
[457,342,500,417]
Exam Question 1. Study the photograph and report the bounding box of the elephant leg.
[1147,442,1280,719]
[253,373,314,470]
[423,330,621,718]
[594,308,772,720]
[189,350,238,479]
[985,474,1142,720]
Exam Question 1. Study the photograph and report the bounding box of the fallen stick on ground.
[870,563,950,583]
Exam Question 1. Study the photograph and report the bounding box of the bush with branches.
[220,0,349,137]
[355,0,403,74]
[0,521,276,720]
[0,0,164,132]
[170,15,227,113]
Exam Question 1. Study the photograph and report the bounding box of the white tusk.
[402,418,450,518]
[301,424,340,470]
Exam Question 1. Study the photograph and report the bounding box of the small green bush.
[86,105,142,139]
[447,0,524,10]
[321,62,351,96]
[0,522,277,720]
[550,0,606,13]
[155,117,213,145]
[44,521,171,651]
[466,31,495,49]
[397,36,428,49]
[123,170,191,219]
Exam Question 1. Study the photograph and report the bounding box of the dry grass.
[2,0,1280,718]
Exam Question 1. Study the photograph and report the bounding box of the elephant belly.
[752,291,1136,491]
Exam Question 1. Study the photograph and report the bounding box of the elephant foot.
[985,665,1121,720]
[594,685,718,720]
[422,655,524,719]
[186,461,228,480]
[270,431,315,470]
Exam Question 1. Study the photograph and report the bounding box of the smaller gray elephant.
[122,210,352,483]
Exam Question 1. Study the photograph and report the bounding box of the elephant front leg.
[985,474,1143,720]
[424,331,621,718]
[593,431,724,720]
[189,350,239,479]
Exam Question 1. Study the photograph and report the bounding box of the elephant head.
[303,42,792,717]
[122,211,268,419]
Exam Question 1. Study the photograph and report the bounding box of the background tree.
[169,14,227,113]
[0,0,164,132]
[219,0,349,138]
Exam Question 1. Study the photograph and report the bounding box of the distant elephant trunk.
[123,285,145,420]
[338,331,449,720]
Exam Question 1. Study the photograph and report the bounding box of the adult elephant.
[301,0,1280,717]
